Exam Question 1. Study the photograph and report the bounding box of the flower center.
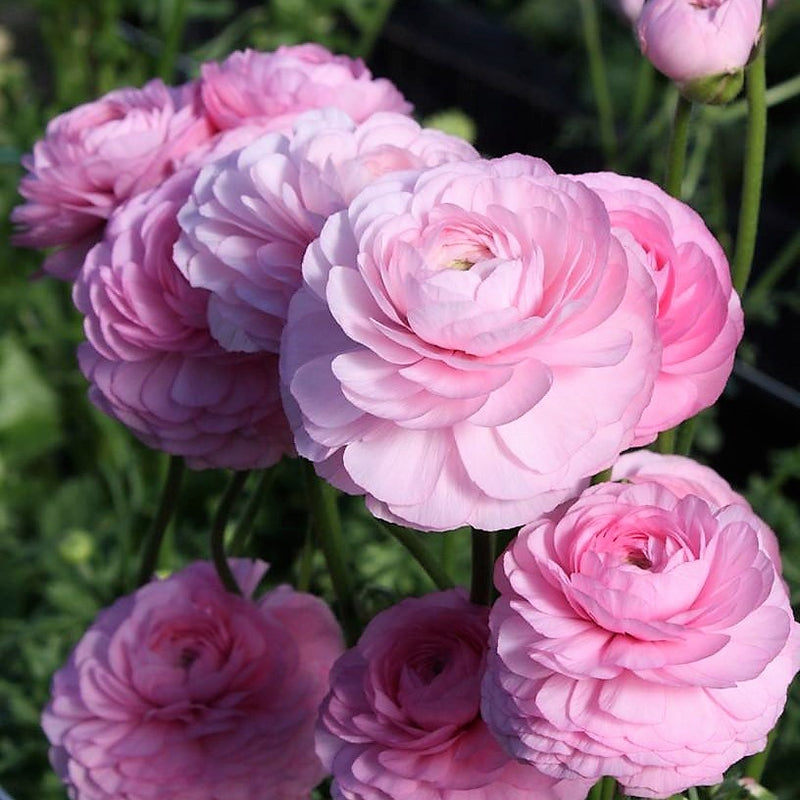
[625,547,653,570]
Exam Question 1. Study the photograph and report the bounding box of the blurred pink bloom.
[43,560,344,800]
[317,589,591,800]
[12,79,213,280]
[175,108,479,354]
[200,44,412,133]
[637,0,762,85]
[484,478,800,798]
[73,169,294,469]
[281,155,661,531]
[575,172,743,443]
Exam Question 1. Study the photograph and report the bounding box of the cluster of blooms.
[16,40,799,800]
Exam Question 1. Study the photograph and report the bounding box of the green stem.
[675,415,698,456]
[470,531,496,606]
[228,470,274,555]
[301,460,360,644]
[630,59,655,132]
[297,521,315,593]
[136,456,184,587]
[355,0,397,59]
[744,726,777,781]
[157,0,189,81]
[664,94,692,198]
[746,228,800,314]
[656,426,677,455]
[380,523,455,590]
[589,780,604,800]
[578,0,617,167]
[209,471,250,595]
[687,788,700,800]
[732,36,768,295]
[600,776,618,800]
[713,71,800,122]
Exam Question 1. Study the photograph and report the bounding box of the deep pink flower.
[575,172,743,443]
[12,79,213,280]
[175,108,479,354]
[43,560,344,800]
[281,155,661,531]
[200,44,412,133]
[73,169,293,469]
[637,0,762,85]
[483,479,800,798]
[317,589,591,800]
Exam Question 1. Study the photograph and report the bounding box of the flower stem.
[744,726,777,781]
[665,94,692,198]
[600,776,618,800]
[656,425,677,455]
[301,460,360,644]
[732,34,768,295]
[380,523,455,590]
[228,470,274,555]
[136,455,184,587]
[156,0,189,81]
[209,471,250,596]
[470,530,496,606]
[687,788,700,800]
[578,0,617,167]
[675,415,698,456]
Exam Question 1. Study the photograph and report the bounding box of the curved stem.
[136,455,184,587]
[209,471,250,595]
[676,415,698,456]
[664,94,692,198]
[656,426,677,455]
[157,0,189,81]
[600,776,618,800]
[380,523,455,590]
[228,470,274,555]
[470,531,496,606]
[732,35,768,295]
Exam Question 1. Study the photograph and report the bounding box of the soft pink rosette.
[575,172,743,443]
[637,0,762,85]
[12,78,213,280]
[73,169,294,469]
[175,108,479,354]
[316,589,591,800]
[200,44,412,133]
[42,560,344,800]
[281,155,661,531]
[483,478,800,798]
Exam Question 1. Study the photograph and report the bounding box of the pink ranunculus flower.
[73,168,294,469]
[175,108,480,354]
[483,478,800,799]
[199,44,412,133]
[574,172,743,443]
[637,0,762,85]
[280,155,661,531]
[43,559,344,800]
[316,588,592,800]
[12,78,214,280]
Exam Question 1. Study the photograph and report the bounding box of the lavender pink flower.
[483,475,800,798]
[200,44,412,133]
[281,155,661,531]
[43,560,344,800]
[12,78,213,280]
[316,589,591,800]
[73,168,294,469]
[575,172,743,443]
[175,108,479,354]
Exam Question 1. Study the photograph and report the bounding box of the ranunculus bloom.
[483,478,800,798]
[200,44,412,133]
[575,172,743,443]
[316,589,591,800]
[12,79,213,280]
[73,169,293,469]
[175,108,479,354]
[43,560,344,800]
[637,0,762,85]
[281,155,660,531]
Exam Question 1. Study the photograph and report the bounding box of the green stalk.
[630,59,655,133]
[297,522,315,593]
[664,94,693,198]
[470,531,496,606]
[228,470,274,555]
[600,776,618,800]
[744,726,777,781]
[687,788,700,800]
[713,71,800,123]
[355,0,397,60]
[379,523,455,590]
[732,36,768,295]
[589,781,604,800]
[157,0,189,81]
[136,455,184,587]
[209,471,250,595]
[578,0,618,167]
[656,426,677,455]
[301,460,360,644]
[746,228,800,315]
[675,415,698,456]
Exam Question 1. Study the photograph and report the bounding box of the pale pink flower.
[43,560,343,800]
[637,0,762,85]
[281,156,661,531]
[175,108,479,354]
[12,79,213,280]
[73,169,293,469]
[317,589,591,800]
[483,479,800,798]
[575,172,743,443]
[200,44,412,133]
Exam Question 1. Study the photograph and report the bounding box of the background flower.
[483,477,800,798]
[317,588,590,800]
[42,560,344,800]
